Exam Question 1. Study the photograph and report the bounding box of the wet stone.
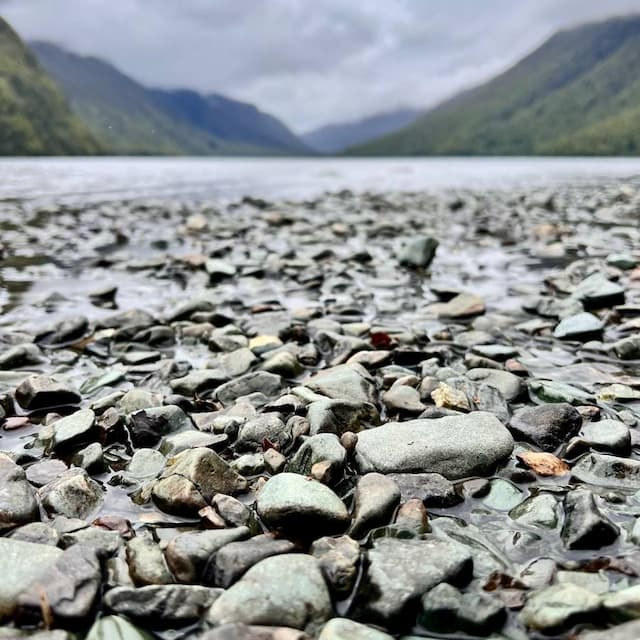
[509,402,582,451]
[0,453,39,529]
[15,375,81,411]
[561,488,619,550]
[39,468,103,519]
[349,473,401,538]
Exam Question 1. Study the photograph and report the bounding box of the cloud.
[2,0,640,131]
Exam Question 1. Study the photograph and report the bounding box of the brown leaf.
[516,451,569,477]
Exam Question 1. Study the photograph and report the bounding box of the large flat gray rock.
[355,412,513,479]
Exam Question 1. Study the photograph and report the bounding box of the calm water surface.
[2,157,640,204]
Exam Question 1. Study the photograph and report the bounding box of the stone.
[215,372,282,404]
[603,584,640,622]
[318,618,393,640]
[307,399,379,435]
[612,335,640,360]
[261,351,302,377]
[15,375,81,411]
[397,236,438,268]
[85,615,154,640]
[431,383,470,411]
[0,343,44,369]
[579,620,640,640]
[16,544,101,627]
[126,449,166,481]
[169,369,228,395]
[355,412,514,479]
[164,527,250,583]
[236,414,292,451]
[562,488,619,550]
[553,312,604,340]
[287,434,346,484]
[572,273,625,309]
[0,538,63,618]
[207,554,332,635]
[159,430,227,456]
[39,468,103,519]
[126,534,173,586]
[509,403,582,451]
[433,292,485,319]
[572,453,640,490]
[520,583,601,632]
[581,419,631,454]
[482,479,524,511]
[310,535,360,597]
[387,473,460,507]
[466,368,523,401]
[152,447,246,516]
[72,442,104,472]
[0,453,39,529]
[200,625,309,640]
[256,473,349,538]
[350,473,401,538]
[52,409,96,453]
[352,536,472,624]
[304,364,376,404]
[419,582,506,635]
[382,384,425,414]
[104,584,220,627]
[208,534,296,588]
[510,493,560,529]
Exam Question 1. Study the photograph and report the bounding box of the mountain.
[302,108,422,153]
[30,41,309,155]
[350,15,640,156]
[0,17,101,155]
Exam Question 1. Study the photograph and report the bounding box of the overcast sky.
[1,0,639,132]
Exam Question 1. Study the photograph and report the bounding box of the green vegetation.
[0,17,101,155]
[350,15,640,156]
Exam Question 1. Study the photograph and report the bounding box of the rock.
[215,372,282,404]
[236,414,292,451]
[602,584,640,622]
[572,453,640,490]
[581,419,631,454]
[126,449,166,481]
[419,582,506,635]
[397,236,438,268]
[310,535,360,597]
[208,534,296,588]
[387,473,460,508]
[529,379,593,405]
[482,478,524,511]
[0,538,63,618]
[261,351,302,377]
[15,375,81,411]
[466,368,523,401]
[152,448,246,516]
[318,618,393,640]
[572,272,625,309]
[382,384,425,414]
[562,488,619,550]
[433,292,485,319]
[9,521,59,546]
[126,534,173,586]
[431,383,470,411]
[510,493,560,529]
[509,403,582,451]
[118,389,162,414]
[0,453,39,529]
[39,468,103,519]
[349,473,401,538]
[579,619,640,640]
[307,399,379,435]
[520,583,601,632]
[25,458,68,487]
[554,312,604,340]
[207,554,332,635]
[355,412,514,479]
[304,364,376,404]
[0,343,44,369]
[16,544,101,627]
[159,430,227,457]
[50,408,97,453]
[72,442,104,472]
[256,473,349,538]
[170,369,229,395]
[165,527,249,583]
[612,335,640,360]
[104,584,220,627]
[287,434,346,484]
[85,615,154,640]
[200,625,309,640]
[352,536,472,624]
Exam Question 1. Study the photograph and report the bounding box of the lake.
[3,156,640,204]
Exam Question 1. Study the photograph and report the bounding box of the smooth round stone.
[318,618,394,639]
[355,412,514,480]
[207,554,332,635]
[256,473,350,537]
[553,312,604,340]
[581,419,630,453]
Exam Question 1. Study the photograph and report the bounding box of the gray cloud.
[2,0,639,131]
